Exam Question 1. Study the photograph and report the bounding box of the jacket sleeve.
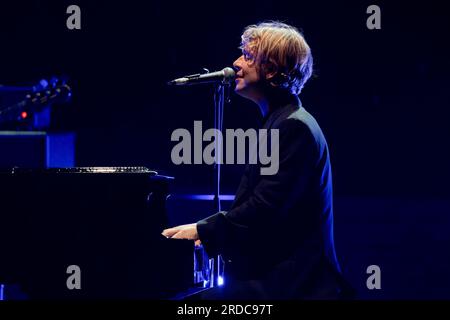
[197,119,319,257]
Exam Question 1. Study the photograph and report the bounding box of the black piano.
[0,167,193,299]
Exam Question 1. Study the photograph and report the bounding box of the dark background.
[1,0,449,299]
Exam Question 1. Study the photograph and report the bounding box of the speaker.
[0,131,75,168]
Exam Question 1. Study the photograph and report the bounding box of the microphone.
[167,67,235,86]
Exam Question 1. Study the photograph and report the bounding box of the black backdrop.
[1,0,450,299]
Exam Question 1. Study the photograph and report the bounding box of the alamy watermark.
[66,265,81,290]
[366,5,381,30]
[171,121,279,175]
[66,5,81,30]
[366,264,381,290]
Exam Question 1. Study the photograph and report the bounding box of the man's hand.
[162,223,199,241]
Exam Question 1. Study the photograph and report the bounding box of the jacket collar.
[261,95,302,129]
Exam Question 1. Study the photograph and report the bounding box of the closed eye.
[242,50,253,61]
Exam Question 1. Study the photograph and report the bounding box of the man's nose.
[233,55,244,71]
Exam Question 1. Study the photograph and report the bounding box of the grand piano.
[0,167,194,299]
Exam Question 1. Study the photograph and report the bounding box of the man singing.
[163,21,350,299]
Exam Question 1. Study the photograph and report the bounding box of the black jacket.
[197,97,347,299]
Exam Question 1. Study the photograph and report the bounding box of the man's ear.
[264,62,289,88]
[263,62,278,82]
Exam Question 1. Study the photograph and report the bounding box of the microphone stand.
[195,81,230,290]
[213,84,224,213]
[208,83,227,288]
[189,72,232,291]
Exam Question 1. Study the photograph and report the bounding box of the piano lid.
[4,166,159,175]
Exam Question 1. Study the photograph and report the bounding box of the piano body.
[0,167,193,299]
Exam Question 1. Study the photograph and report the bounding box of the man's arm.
[197,119,319,257]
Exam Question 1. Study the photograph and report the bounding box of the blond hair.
[240,21,313,95]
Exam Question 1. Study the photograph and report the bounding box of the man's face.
[232,45,263,102]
